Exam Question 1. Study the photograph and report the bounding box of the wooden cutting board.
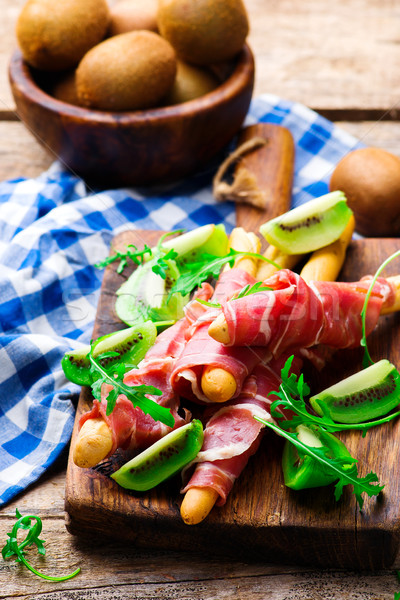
[64,124,400,568]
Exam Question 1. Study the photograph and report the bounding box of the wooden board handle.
[234,123,295,233]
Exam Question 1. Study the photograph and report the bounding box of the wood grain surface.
[65,232,400,570]
[2,0,400,116]
[234,123,295,235]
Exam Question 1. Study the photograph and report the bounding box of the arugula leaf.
[269,355,400,434]
[89,349,174,428]
[255,419,384,508]
[95,244,152,274]
[394,571,400,600]
[95,231,184,275]
[196,281,274,310]
[152,248,179,279]
[169,249,279,297]
[235,281,273,298]
[2,509,80,581]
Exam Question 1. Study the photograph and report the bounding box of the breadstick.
[180,487,220,525]
[382,276,400,314]
[73,417,113,468]
[300,215,355,282]
[256,244,305,281]
[200,227,261,403]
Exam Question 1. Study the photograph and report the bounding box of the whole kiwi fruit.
[108,0,159,36]
[51,71,80,106]
[76,31,177,111]
[157,0,249,65]
[330,147,400,237]
[16,0,110,71]
[164,60,219,105]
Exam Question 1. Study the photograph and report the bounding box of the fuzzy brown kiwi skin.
[330,147,400,237]
[108,0,159,36]
[76,31,177,111]
[157,0,249,65]
[16,0,110,71]
[163,60,219,105]
[51,71,81,106]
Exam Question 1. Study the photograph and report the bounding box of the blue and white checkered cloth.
[0,94,363,507]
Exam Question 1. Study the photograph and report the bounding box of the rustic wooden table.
[1,1,400,598]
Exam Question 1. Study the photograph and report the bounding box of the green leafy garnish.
[255,355,395,507]
[95,244,152,274]
[152,247,179,279]
[235,281,273,298]
[197,280,274,309]
[2,509,80,581]
[89,347,174,428]
[269,356,400,435]
[256,419,383,508]
[169,249,278,297]
[394,570,400,600]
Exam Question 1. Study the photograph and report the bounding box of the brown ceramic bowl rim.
[9,44,254,125]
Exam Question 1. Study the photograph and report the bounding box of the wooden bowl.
[8,46,255,187]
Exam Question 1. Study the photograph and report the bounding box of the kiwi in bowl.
[9,0,254,188]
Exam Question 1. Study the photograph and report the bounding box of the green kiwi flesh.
[111,419,204,491]
[115,225,228,326]
[61,320,157,386]
[309,359,400,423]
[259,191,353,254]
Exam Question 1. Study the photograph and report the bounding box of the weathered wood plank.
[249,0,400,112]
[64,233,400,570]
[0,121,53,181]
[2,0,400,115]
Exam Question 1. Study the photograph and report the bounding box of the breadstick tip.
[201,366,237,403]
[208,313,230,344]
[73,417,113,468]
[180,487,220,525]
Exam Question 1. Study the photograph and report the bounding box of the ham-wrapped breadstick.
[171,227,264,404]
[207,270,396,350]
[73,283,214,468]
[180,354,303,524]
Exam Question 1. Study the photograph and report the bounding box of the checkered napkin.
[0,94,363,507]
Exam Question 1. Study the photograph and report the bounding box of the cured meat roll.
[209,269,396,353]
[181,354,302,509]
[76,283,214,461]
[171,267,271,403]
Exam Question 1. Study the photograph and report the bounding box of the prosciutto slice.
[216,269,396,354]
[79,284,215,454]
[181,354,302,505]
[171,267,271,403]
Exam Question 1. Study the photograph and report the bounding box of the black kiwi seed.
[279,215,322,233]
[334,374,397,408]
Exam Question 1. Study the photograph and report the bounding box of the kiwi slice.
[115,224,228,326]
[282,424,352,490]
[309,359,400,424]
[61,320,157,386]
[111,419,204,491]
[259,191,353,255]
[156,224,228,268]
